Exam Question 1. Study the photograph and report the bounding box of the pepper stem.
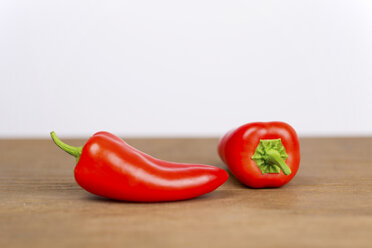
[266,149,292,175]
[50,131,82,160]
[251,139,292,175]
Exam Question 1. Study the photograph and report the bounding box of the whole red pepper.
[51,131,228,202]
[218,122,300,188]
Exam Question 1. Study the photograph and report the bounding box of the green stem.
[50,131,82,161]
[266,149,291,175]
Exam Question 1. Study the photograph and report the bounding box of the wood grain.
[1,137,372,248]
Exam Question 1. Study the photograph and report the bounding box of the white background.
[1,0,372,138]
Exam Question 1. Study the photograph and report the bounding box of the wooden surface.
[1,137,372,248]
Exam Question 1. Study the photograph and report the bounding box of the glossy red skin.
[74,132,228,202]
[218,122,300,188]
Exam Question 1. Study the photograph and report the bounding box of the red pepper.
[218,122,300,188]
[51,131,228,202]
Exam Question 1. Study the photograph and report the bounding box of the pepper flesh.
[218,122,300,188]
[51,131,228,202]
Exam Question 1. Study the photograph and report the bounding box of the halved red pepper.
[51,131,228,202]
[218,122,300,188]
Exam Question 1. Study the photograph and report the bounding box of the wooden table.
[1,137,372,248]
